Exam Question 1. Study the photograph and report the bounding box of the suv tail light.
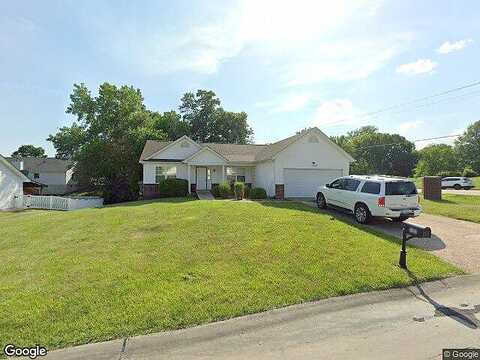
[378,196,385,207]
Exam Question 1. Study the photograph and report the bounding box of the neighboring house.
[7,157,78,195]
[0,154,30,210]
[139,127,354,199]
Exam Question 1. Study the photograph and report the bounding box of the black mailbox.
[399,223,432,269]
[403,223,431,238]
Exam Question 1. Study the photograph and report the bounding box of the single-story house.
[7,157,78,195]
[140,127,354,199]
[0,154,30,210]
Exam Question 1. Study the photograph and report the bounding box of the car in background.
[315,175,422,224]
[441,177,474,190]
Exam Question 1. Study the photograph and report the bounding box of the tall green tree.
[11,145,47,158]
[414,144,458,177]
[455,120,480,173]
[179,89,253,143]
[48,83,165,203]
[332,126,417,176]
[150,110,190,141]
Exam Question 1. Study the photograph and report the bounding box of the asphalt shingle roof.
[140,128,354,163]
[6,157,73,173]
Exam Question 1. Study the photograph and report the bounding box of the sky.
[1,0,479,156]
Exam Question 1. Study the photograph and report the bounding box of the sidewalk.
[44,275,480,360]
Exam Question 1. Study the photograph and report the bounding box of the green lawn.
[421,194,480,223]
[0,199,461,352]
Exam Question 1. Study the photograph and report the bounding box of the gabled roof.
[254,132,303,162]
[256,127,354,162]
[6,157,73,173]
[0,154,30,182]
[183,145,229,163]
[139,127,354,164]
[206,143,267,162]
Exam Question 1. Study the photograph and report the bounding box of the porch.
[188,165,255,193]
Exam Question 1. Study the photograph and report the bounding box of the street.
[45,274,480,360]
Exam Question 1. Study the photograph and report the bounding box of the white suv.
[441,177,474,190]
[315,175,422,224]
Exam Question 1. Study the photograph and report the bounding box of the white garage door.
[284,168,343,198]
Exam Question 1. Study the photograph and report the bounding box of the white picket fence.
[24,195,104,211]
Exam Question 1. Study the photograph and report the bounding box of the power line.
[355,134,462,150]
[357,80,480,120]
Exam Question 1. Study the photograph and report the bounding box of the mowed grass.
[421,194,480,223]
[0,199,461,351]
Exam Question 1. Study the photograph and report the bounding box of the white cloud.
[312,99,358,127]
[398,120,424,135]
[285,42,400,86]
[87,0,386,76]
[396,59,438,75]
[437,39,473,54]
[256,93,316,113]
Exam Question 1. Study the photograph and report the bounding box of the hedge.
[158,178,188,197]
[249,187,267,199]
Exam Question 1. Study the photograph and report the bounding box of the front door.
[196,167,207,190]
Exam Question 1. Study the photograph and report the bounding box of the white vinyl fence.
[24,195,103,211]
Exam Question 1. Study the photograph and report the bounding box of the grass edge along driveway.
[0,199,461,352]
[421,194,480,223]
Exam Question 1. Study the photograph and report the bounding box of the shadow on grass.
[258,200,446,251]
[103,196,197,208]
[406,270,479,329]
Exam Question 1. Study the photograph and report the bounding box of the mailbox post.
[400,223,431,269]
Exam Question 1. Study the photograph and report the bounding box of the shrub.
[234,182,245,200]
[158,178,188,197]
[244,184,251,199]
[436,170,462,178]
[462,166,478,178]
[249,187,267,199]
[218,181,232,198]
[211,184,220,198]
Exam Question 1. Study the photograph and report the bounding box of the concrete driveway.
[301,201,480,273]
[418,189,480,196]
[369,214,480,273]
[442,189,480,196]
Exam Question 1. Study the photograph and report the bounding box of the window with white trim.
[155,165,176,183]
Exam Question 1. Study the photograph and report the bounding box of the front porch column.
[187,165,191,194]
[222,165,225,183]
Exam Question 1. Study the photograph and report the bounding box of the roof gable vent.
[308,134,319,143]
[180,141,190,148]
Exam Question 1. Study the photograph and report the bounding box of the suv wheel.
[354,203,371,224]
[454,184,462,190]
[316,193,327,209]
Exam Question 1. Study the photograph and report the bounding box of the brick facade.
[423,176,441,200]
[275,184,284,200]
[143,184,160,199]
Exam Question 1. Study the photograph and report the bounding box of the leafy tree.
[11,145,47,158]
[48,83,166,203]
[414,144,458,177]
[332,126,417,177]
[455,120,480,173]
[179,90,253,143]
[150,110,190,140]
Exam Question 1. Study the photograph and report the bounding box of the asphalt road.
[43,275,480,360]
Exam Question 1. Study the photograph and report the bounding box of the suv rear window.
[385,181,417,195]
[361,181,380,194]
